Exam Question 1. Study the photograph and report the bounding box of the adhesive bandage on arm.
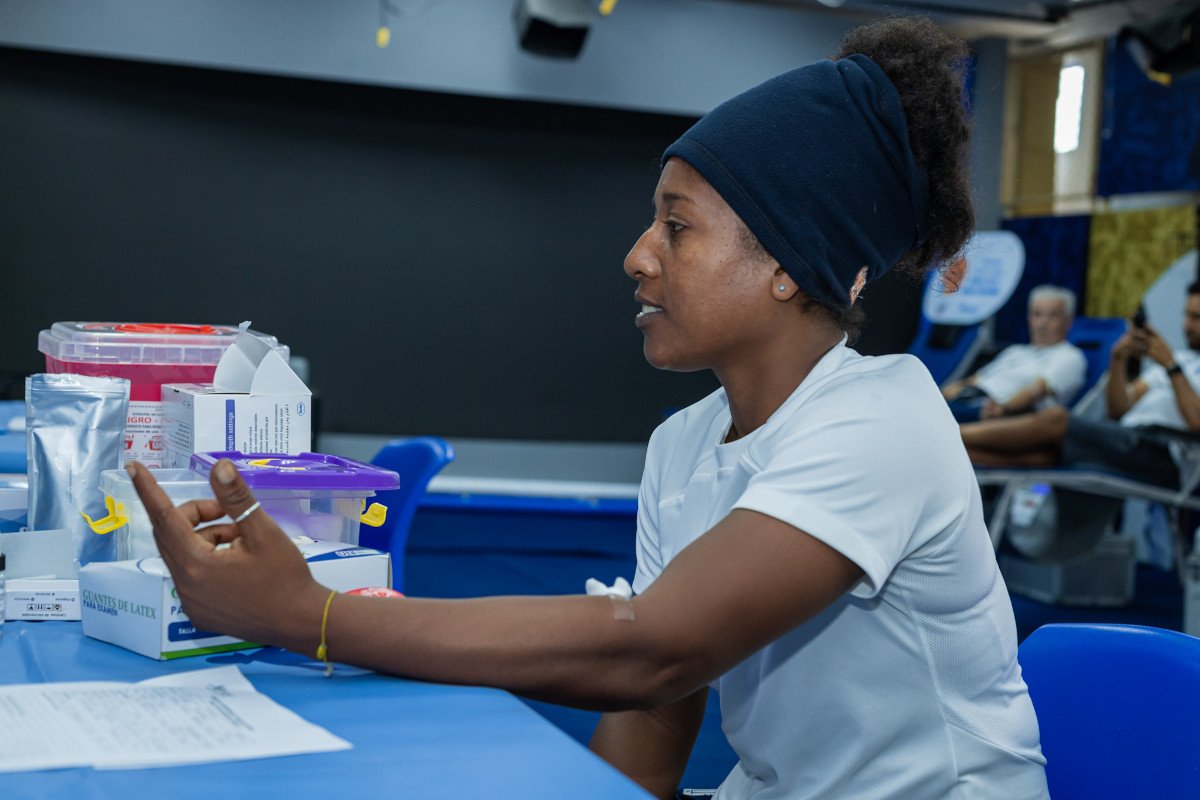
[585,576,636,621]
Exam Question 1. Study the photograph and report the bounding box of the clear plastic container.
[191,452,400,547]
[93,453,400,559]
[38,322,288,467]
[99,469,217,560]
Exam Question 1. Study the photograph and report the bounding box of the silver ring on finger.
[233,501,261,524]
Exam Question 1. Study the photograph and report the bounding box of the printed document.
[0,665,350,772]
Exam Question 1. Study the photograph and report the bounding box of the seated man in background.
[960,282,1200,488]
[942,285,1086,422]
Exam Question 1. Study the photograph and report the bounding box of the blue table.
[0,621,651,800]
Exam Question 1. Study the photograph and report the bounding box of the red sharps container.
[38,322,288,467]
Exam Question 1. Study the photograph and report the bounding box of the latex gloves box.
[162,330,311,469]
[79,540,391,660]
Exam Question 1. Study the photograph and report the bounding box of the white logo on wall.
[923,230,1025,326]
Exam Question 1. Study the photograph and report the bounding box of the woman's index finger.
[126,462,212,559]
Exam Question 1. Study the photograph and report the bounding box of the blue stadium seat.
[359,436,454,592]
[1018,623,1200,799]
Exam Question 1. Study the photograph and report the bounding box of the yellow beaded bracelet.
[316,589,337,678]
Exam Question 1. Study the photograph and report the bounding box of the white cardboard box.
[5,578,81,620]
[79,540,391,660]
[162,330,311,468]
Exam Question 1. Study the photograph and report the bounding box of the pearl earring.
[778,284,787,292]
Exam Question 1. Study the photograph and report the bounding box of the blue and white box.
[79,539,390,660]
[161,331,311,468]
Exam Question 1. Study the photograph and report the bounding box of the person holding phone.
[961,283,1200,487]
[127,16,1049,800]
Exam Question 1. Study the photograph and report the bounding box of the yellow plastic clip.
[247,458,304,471]
[359,501,388,527]
[81,496,128,535]
[376,26,391,48]
[599,0,617,16]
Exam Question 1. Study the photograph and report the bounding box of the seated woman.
[942,285,1086,422]
[127,16,1049,800]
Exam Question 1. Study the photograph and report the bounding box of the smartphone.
[1127,305,1147,379]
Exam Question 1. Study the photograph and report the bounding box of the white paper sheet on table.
[0,665,351,772]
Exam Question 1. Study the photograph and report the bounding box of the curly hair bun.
[835,17,974,279]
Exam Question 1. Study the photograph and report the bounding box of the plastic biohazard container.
[38,322,288,467]
[192,451,399,545]
[91,453,400,560]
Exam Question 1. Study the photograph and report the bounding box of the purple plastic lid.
[190,451,400,491]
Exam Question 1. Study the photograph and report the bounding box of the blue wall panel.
[998,215,1092,344]
[1098,36,1200,197]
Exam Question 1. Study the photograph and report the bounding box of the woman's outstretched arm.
[130,460,861,712]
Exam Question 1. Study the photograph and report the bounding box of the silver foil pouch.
[26,374,130,568]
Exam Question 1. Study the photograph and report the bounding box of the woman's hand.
[126,460,329,653]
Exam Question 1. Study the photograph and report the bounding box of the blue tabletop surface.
[0,621,651,800]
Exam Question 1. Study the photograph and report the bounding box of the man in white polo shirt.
[943,285,1086,422]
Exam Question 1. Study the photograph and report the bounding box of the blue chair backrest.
[359,436,454,592]
[909,230,1025,386]
[1065,316,1125,406]
[908,315,987,387]
[1018,623,1200,799]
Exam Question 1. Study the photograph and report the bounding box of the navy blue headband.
[662,54,929,311]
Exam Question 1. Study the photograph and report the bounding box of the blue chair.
[358,436,454,592]
[907,230,1025,386]
[1064,316,1125,407]
[908,314,992,387]
[1018,623,1200,799]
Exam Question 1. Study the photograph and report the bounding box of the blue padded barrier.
[405,490,738,791]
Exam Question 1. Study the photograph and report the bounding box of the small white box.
[5,578,81,620]
[162,330,311,468]
[79,540,391,660]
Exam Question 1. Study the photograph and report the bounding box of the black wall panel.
[0,47,920,441]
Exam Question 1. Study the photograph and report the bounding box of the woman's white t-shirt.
[632,342,1048,800]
